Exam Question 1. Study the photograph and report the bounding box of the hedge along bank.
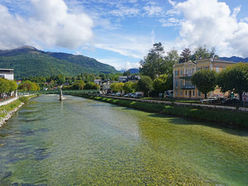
[76,94,248,130]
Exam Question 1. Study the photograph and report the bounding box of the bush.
[19,96,29,104]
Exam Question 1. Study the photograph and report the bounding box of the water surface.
[0,95,248,185]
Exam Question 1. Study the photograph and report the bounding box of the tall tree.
[137,76,153,97]
[180,48,191,63]
[192,46,217,60]
[191,69,217,99]
[217,63,248,101]
[123,81,136,93]
[153,74,169,96]
[140,43,179,79]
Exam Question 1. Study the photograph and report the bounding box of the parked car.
[164,90,173,98]
[200,97,217,104]
[221,98,240,105]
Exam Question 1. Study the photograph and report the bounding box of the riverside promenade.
[102,95,248,112]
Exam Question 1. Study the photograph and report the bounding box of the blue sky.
[0,0,248,70]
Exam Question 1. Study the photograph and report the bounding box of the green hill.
[0,46,117,79]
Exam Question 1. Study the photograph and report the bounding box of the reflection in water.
[0,95,248,185]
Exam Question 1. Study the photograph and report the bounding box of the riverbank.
[0,95,37,128]
[76,94,248,129]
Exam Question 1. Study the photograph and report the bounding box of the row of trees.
[63,80,100,90]
[110,74,170,97]
[191,63,248,100]
[26,73,121,90]
[18,80,40,91]
[0,78,18,96]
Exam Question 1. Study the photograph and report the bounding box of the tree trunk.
[204,93,207,99]
[239,92,243,102]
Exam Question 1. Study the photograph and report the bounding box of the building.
[118,76,128,82]
[173,59,235,99]
[0,68,14,80]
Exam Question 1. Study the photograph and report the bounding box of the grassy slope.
[0,99,22,118]
[78,95,248,129]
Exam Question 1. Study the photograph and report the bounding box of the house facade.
[173,59,235,99]
[0,68,14,80]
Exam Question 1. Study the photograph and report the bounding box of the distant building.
[0,68,14,80]
[173,59,236,99]
[94,79,102,85]
[118,76,128,82]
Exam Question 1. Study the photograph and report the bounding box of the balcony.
[179,74,193,79]
[181,85,195,90]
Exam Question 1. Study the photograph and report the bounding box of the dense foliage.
[110,83,124,93]
[153,74,170,96]
[191,69,217,98]
[137,76,153,96]
[217,63,248,101]
[0,78,18,95]
[18,80,40,91]
[140,43,179,80]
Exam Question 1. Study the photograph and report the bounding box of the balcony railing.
[181,85,195,89]
[179,74,193,79]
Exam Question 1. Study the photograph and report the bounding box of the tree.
[140,43,179,79]
[123,81,136,93]
[140,42,165,79]
[8,80,18,93]
[217,63,248,101]
[153,74,169,96]
[18,80,40,91]
[180,48,191,63]
[72,80,85,90]
[110,82,124,93]
[0,78,10,95]
[85,82,100,90]
[191,69,217,99]
[137,76,153,97]
[56,74,66,85]
[192,46,217,60]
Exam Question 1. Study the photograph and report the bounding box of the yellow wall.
[173,59,235,99]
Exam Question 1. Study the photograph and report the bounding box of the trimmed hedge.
[79,95,248,129]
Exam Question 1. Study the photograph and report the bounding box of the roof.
[0,68,14,72]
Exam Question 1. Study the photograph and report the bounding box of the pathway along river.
[0,95,248,185]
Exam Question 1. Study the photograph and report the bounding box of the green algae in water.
[0,95,248,185]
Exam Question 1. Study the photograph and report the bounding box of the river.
[0,95,248,185]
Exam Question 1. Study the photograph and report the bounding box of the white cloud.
[169,0,248,57]
[0,0,93,49]
[144,5,163,16]
[97,58,140,70]
[160,17,181,27]
[168,0,176,6]
[110,7,140,17]
[94,33,154,59]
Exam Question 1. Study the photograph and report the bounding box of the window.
[216,67,220,72]
[175,80,178,88]
[193,90,195,96]
[185,91,187,96]
[198,90,201,96]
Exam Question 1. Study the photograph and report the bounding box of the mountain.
[128,68,139,74]
[219,56,248,63]
[0,46,117,79]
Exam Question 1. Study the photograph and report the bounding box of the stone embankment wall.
[0,102,24,128]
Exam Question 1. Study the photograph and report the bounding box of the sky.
[0,0,248,70]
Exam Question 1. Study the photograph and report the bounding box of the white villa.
[0,68,14,80]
